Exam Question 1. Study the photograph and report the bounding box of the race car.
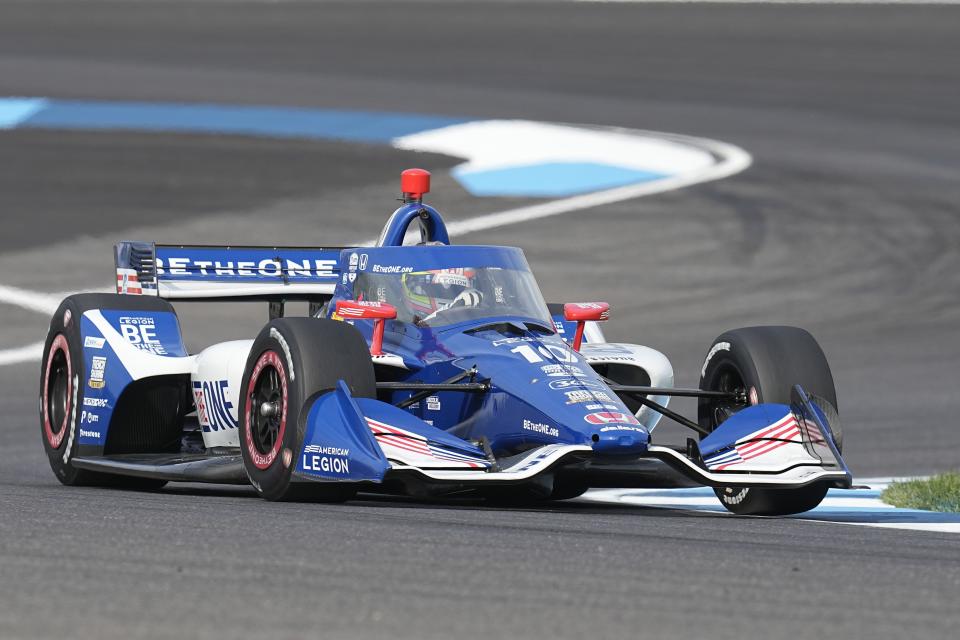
[39,168,850,515]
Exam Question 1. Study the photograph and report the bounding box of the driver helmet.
[401,268,477,314]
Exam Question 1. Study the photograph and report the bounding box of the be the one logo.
[118,316,167,355]
[192,380,238,432]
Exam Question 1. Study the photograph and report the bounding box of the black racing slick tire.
[698,326,840,516]
[40,294,172,489]
[239,317,376,502]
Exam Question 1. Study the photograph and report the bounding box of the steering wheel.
[419,289,484,324]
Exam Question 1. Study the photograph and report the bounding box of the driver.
[400,268,483,321]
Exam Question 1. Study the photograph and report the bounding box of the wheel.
[40,294,172,489]
[239,317,376,502]
[698,326,840,516]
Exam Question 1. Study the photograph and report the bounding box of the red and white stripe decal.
[714,415,802,470]
[116,269,142,295]
[366,417,484,468]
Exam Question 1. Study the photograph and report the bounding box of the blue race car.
[39,169,850,515]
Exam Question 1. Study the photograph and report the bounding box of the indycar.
[39,168,850,515]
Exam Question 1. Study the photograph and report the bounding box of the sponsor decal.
[79,428,101,439]
[83,397,108,408]
[358,254,368,271]
[584,411,641,426]
[349,253,359,271]
[585,355,635,362]
[155,257,337,279]
[84,336,105,349]
[586,403,620,411]
[553,321,565,334]
[192,380,238,432]
[348,272,356,283]
[118,316,167,355]
[701,341,731,377]
[523,419,559,438]
[301,445,351,475]
[540,364,587,377]
[80,410,99,425]
[88,356,106,389]
[599,425,644,433]
[565,390,594,404]
[371,264,414,274]
[549,378,603,391]
[426,396,441,411]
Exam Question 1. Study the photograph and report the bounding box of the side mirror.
[335,300,398,356]
[563,302,610,352]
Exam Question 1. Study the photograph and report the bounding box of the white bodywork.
[191,340,253,448]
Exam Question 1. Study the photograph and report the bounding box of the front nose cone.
[591,426,649,455]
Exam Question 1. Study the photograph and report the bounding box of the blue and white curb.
[0,97,742,199]
[0,96,751,366]
[582,480,960,533]
[394,120,716,197]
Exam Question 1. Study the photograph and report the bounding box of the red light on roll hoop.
[401,168,431,201]
[563,302,610,351]
[336,300,398,356]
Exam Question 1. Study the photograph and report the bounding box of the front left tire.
[239,317,376,502]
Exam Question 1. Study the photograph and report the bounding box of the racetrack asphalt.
[1,2,959,638]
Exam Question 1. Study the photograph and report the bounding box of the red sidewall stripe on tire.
[43,334,71,449]
[245,350,288,471]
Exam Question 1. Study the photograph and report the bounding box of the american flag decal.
[366,418,490,469]
[703,413,803,471]
[116,268,142,295]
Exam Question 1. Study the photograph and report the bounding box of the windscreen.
[351,266,552,328]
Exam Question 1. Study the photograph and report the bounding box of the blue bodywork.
[288,204,654,484]
[77,309,188,449]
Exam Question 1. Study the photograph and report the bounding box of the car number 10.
[510,343,577,364]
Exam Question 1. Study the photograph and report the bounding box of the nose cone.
[591,425,649,455]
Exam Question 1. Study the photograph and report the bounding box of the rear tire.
[239,317,375,502]
[40,294,171,489]
[698,326,840,516]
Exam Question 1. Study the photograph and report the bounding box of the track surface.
[2,2,960,638]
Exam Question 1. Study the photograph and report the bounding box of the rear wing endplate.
[115,241,346,301]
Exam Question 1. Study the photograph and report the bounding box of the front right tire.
[698,325,842,516]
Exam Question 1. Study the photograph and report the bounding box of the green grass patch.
[881,473,960,513]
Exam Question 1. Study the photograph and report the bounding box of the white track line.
[0,130,750,367]
[0,342,45,367]
[0,283,63,316]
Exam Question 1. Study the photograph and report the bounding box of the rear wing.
[115,241,347,301]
